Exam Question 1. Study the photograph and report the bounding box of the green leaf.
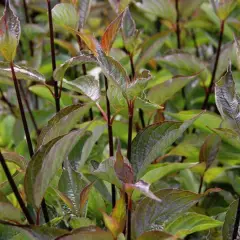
[222,200,238,240]
[136,31,169,70]
[132,189,204,238]
[148,74,196,105]
[159,52,210,82]
[57,226,113,240]
[0,62,45,82]
[0,172,24,196]
[126,70,151,99]
[79,0,92,29]
[0,202,23,222]
[69,217,95,229]
[53,54,97,83]
[211,0,237,20]
[131,112,203,179]
[136,0,176,23]
[23,24,46,41]
[215,66,240,134]
[69,121,106,170]
[0,223,68,240]
[93,158,122,188]
[1,151,27,170]
[211,128,240,150]
[102,194,126,238]
[108,0,132,13]
[141,163,196,184]
[101,11,124,55]
[25,129,88,208]
[36,103,93,149]
[63,75,101,102]
[58,160,88,215]
[137,231,175,240]
[167,110,222,133]
[0,0,21,61]
[29,85,74,107]
[199,134,221,170]
[165,212,223,238]
[98,53,130,89]
[52,3,79,30]
[179,0,204,18]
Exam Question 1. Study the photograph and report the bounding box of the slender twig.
[202,20,225,110]
[127,101,134,161]
[191,29,200,58]
[175,0,181,49]
[104,76,116,208]
[18,81,39,134]
[77,36,94,120]
[139,108,145,129]
[0,151,34,224]
[10,62,34,157]
[10,61,50,223]
[129,54,135,80]
[0,88,15,116]
[233,198,240,240]
[46,0,60,113]
[198,175,204,194]
[127,100,134,240]
[22,0,29,23]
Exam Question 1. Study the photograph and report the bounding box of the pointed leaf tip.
[0,0,21,61]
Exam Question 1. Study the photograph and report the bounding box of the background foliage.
[0,0,240,239]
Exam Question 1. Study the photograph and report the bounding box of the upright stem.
[10,62,34,157]
[104,76,116,208]
[127,101,134,240]
[46,0,60,113]
[191,29,200,58]
[10,61,50,223]
[202,20,225,110]
[139,109,145,129]
[19,81,39,134]
[175,0,181,49]
[233,198,240,240]
[0,152,34,224]
[129,54,135,80]
[127,102,134,161]
[198,175,204,194]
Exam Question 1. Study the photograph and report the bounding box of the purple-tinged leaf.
[101,11,124,55]
[0,0,21,61]
[199,134,221,169]
[79,0,92,29]
[215,65,240,134]
[56,226,113,240]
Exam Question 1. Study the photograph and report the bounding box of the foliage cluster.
[1,0,240,239]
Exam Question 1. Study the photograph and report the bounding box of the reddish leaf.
[199,134,221,170]
[101,11,124,55]
[80,181,95,214]
[114,141,134,184]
